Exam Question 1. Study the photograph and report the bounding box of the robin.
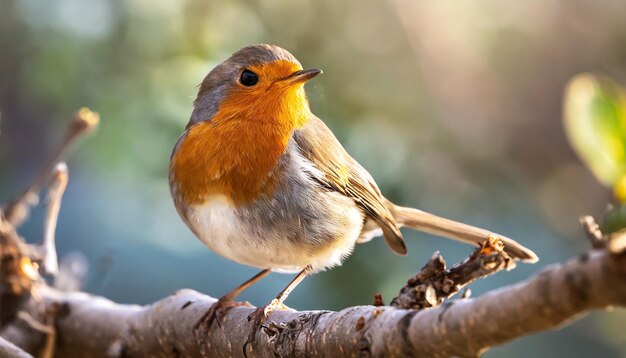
[169,44,537,341]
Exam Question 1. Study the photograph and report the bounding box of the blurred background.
[1,0,625,356]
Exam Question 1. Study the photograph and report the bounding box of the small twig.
[40,302,65,358]
[4,108,99,227]
[16,311,53,335]
[579,215,626,254]
[390,236,514,309]
[39,163,69,276]
[14,302,63,358]
[373,293,384,307]
[580,215,606,249]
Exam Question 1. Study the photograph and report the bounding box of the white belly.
[186,194,363,273]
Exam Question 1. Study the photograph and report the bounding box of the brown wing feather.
[293,115,407,255]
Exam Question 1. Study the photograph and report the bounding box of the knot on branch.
[0,219,37,325]
[390,236,515,310]
[0,241,33,296]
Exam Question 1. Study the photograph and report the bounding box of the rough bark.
[390,237,514,309]
[1,250,623,358]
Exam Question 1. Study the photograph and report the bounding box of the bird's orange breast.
[170,120,287,206]
[170,68,312,206]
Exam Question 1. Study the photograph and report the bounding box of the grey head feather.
[189,44,302,126]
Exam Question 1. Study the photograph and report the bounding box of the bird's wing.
[293,115,407,255]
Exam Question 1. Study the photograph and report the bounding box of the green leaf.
[600,203,626,234]
[563,73,626,201]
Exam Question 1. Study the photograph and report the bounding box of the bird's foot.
[248,298,292,321]
[243,298,292,356]
[195,298,251,331]
[194,298,251,349]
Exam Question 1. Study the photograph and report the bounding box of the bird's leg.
[194,268,271,333]
[244,266,312,354]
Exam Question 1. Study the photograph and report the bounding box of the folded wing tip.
[519,250,540,264]
[388,237,408,256]
[505,245,539,264]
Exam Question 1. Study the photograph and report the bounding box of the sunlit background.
[2,1,626,356]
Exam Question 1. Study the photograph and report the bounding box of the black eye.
[240,69,258,86]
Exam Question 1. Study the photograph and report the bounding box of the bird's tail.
[388,204,538,263]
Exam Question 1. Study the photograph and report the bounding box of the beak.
[281,68,323,85]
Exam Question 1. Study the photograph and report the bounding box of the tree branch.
[39,163,69,276]
[0,336,33,358]
[1,249,623,358]
[390,236,514,309]
[2,108,626,357]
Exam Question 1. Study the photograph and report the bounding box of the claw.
[243,298,292,355]
[195,299,252,353]
[246,298,291,322]
[194,299,251,333]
